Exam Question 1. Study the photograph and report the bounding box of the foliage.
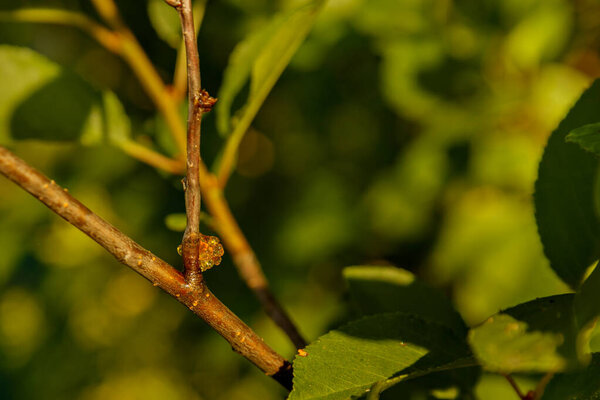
[2,0,600,399]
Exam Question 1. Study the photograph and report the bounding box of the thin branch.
[0,9,121,52]
[172,0,207,102]
[0,145,292,390]
[169,0,215,288]
[171,0,305,349]
[199,164,307,349]
[503,373,527,400]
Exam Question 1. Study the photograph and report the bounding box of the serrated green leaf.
[534,79,600,289]
[216,0,325,136]
[541,353,600,400]
[343,265,467,336]
[566,122,600,156]
[468,295,578,373]
[0,45,130,147]
[290,312,473,400]
[147,0,181,48]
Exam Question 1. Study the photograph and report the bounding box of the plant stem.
[0,146,292,390]
[0,9,121,52]
[172,0,206,102]
[503,373,527,399]
[118,140,185,174]
[170,0,208,288]
[199,163,307,349]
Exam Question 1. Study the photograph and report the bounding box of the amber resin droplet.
[176,244,183,256]
[198,234,224,272]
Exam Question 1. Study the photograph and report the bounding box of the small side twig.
[200,166,307,349]
[0,146,292,390]
[503,373,528,400]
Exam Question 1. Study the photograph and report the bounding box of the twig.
[118,140,185,174]
[533,372,554,399]
[170,0,306,348]
[0,146,292,390]
[168,0,217,288]
[200,164,307,349]
[503,373,527,399]
[0,9,121,52]
[172,0,206,102]
[89,0,188,158]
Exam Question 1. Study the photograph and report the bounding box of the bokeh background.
[1,0,599,398]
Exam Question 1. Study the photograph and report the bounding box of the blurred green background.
[0,0,598,398]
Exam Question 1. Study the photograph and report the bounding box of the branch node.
[195,89,218,113]
[163,0,182,8]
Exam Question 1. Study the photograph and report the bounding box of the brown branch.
[200,165,307,349]
[0,146,292,390]
[167,0,305,349]
[169,0,210,288]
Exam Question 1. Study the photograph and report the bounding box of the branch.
[168,0,218,288]
[200,164,307,349]
[0,146,292,390]
[168,0,306,349]
[172,0,207,102]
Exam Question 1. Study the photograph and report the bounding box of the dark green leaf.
[468,295,578,373]
[0,45,130,146]
[566,122,600,156]
[216,0,325,136]
[573,264,600,362]
[344,265,466,335]
[541,353,600,400]
[535,79,600,289]
[290,312,473,400]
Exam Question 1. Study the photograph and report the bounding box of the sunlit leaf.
[0,45,130,146]
[344,265,466,335]
[468,295,578,373]
[534,79,600,289]
[216,0,325,136]
[290,312,473,400]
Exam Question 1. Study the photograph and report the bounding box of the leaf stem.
[0,145,292,389]
[118,140,185,174]
[502,373,527,399]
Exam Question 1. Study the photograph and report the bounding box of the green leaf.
[147,0,181,48]
[343,265,467,336]
[573,264,600,362]
[0,45,130,146]
[468,295,578,373]
[216,0,325,136]
[290,312,474,400]
[541,353,600,400]
[566,123,600,156]
[534,79,600,289]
